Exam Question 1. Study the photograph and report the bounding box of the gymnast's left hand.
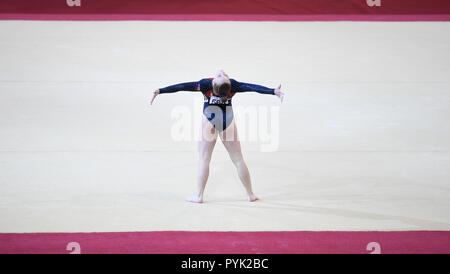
[274,84,284,102]
[150,89,160,105]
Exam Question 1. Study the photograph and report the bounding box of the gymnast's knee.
[199,153,213,164]
[230,154,245,167]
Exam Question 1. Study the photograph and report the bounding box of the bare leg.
[186,117,217,203]
[220,120,258,202]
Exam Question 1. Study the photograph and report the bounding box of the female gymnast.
[151,70,284,203]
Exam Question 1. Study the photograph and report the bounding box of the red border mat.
[1,231,449,254]
[0,0,449,21]
[1,14,450,21]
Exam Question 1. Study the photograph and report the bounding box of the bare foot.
[186,195,203,203]
[248,194,259,202]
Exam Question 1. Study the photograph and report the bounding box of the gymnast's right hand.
[274,84,284,102]
[150,89,160,105]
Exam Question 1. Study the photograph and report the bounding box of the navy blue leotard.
[159,78,275,131]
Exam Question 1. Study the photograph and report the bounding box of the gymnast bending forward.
[151,70,284,203]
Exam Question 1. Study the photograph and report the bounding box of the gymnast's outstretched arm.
[158,82,200,93]
[231,79,284,101]
[150,80,206,105]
